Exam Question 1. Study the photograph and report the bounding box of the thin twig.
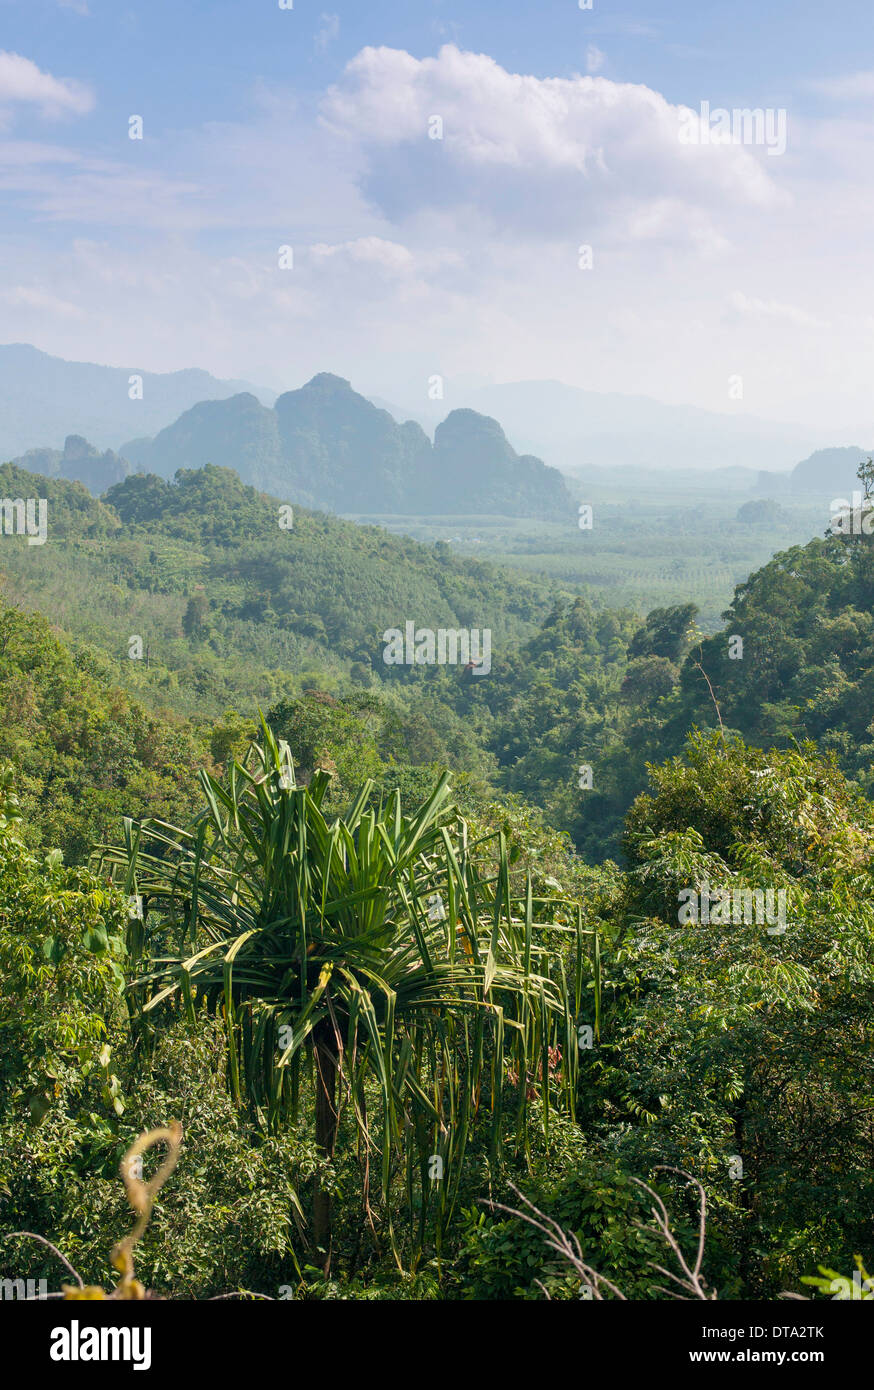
[484,1168,717,1302]
[691,652,727,749]
[483,1185,626,1301]
[630,1167,715,1300]
[4,1231,84,1288]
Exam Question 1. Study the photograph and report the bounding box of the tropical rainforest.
[0,454,872,1304]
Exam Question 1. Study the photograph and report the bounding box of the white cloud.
[1,43,872,430]
[810,70,874,101]
[315,14,340,54]
[0,138,206,228]
[626,198,731,254]
[320,45,782,245]
[586,45,606,75]
[310,236,414,273]
[0,138,83,167]
[0,51,93,122]
[1,284,84,317]
[728,290,827,330]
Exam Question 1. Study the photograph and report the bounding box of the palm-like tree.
[101,724,595,1274]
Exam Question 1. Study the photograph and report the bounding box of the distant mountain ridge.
[3,344,867,516]
[385,379,845,475]
[9,435,132,494]
[120,372,574,519]
[790,446,872,495]
[747,447,873,500]
[0,343,273,459]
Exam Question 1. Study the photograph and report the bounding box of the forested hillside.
[0,599,206,861]
[6,456,874,864]
[0,461,563,732]
[6,0,874,1355]
[1,453,873,1307]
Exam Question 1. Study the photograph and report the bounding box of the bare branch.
[482,1184,627,1301]
[483,1169,717,1302]
[4,1231,84,1288]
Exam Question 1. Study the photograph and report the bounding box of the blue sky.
[1,0,873,431]
[4,1,869,113]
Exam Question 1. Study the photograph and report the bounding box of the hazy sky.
[0,0,872,430]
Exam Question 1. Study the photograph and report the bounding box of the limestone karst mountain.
[120,373,575,518]
[9,434,132,494]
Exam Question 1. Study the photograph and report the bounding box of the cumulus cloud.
[1,42,870,428]
[0,51,94,122]
[320,44,781,243]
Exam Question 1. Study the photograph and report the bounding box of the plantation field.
[348,489,825,628]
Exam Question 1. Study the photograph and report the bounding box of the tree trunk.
[313,1030,338,1276]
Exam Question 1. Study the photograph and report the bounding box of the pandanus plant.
[100,722,597,1275]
